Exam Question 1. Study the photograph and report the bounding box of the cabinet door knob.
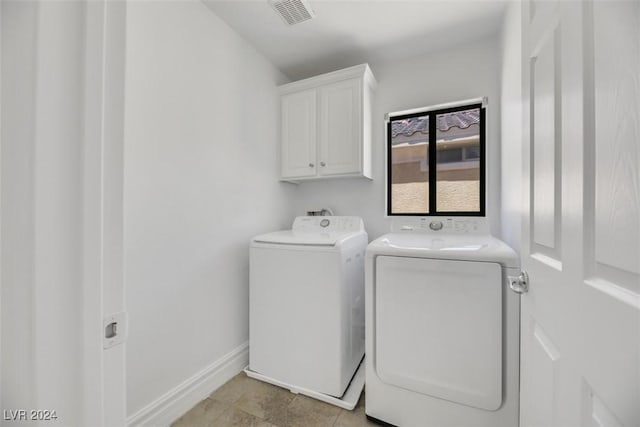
[308,163,314,168]
[320,161,326,167]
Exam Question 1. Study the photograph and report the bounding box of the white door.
[318,78,362,176]
[521,2,639,427]
[0,1,126,425]
[281,89,317,179]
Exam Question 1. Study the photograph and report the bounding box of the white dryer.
[365,217,525,427]
[248,216,368,408]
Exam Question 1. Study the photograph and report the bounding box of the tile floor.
[172,373,377,427]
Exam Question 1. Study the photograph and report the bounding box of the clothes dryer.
[365,217,526,426]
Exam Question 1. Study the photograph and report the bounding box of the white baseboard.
[127,342,249,427]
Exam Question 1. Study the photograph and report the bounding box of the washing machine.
[248,216,368,408]
[365,217,526,427]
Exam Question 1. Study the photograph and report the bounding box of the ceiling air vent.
[269,0,315,26]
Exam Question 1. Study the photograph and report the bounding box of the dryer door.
[374,256,502,410]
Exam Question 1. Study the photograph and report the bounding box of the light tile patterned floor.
[172,373,376,427]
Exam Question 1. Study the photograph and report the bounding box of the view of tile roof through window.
[391,109,480,138]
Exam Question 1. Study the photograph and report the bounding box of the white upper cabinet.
[279,64,376,182]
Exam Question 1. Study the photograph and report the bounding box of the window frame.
[386,102,486,217]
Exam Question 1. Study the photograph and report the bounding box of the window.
[387,102,485,216]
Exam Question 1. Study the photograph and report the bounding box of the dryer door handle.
[508,271,529,294]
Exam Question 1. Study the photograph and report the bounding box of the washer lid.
[367,233,519,268]
[253,230,355,247]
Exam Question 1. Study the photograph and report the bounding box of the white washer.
[248,216,368,406]
[365,217,523,427]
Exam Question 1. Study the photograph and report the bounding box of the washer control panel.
[392,217,488,234]
[293,216,364,233]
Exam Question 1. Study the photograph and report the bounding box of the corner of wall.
[127,342,248,427]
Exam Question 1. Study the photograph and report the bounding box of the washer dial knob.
[429,221,443,231]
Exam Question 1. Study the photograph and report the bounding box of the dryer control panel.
[390,217,489,234]
[293,216,365,233]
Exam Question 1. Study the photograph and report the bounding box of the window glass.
[390,115,429,214]
[438,148,463,163]
[387,103,485,216]
[464,146,480,160]
[436,108,481,212]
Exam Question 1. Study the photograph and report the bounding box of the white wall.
[124,0,296,417]
[292,36,503,239]
[499,1,523,252]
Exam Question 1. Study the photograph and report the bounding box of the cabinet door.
[281,89,317,179]
[318,78,362,176]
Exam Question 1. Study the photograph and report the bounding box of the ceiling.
[204,0,509,80]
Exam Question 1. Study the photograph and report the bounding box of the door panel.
[531,24,562,262]
[587,389,624,427]
[583,4,640,425]
[521,2,639,427]
[590,1,640,282]
[523,321,560,427]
